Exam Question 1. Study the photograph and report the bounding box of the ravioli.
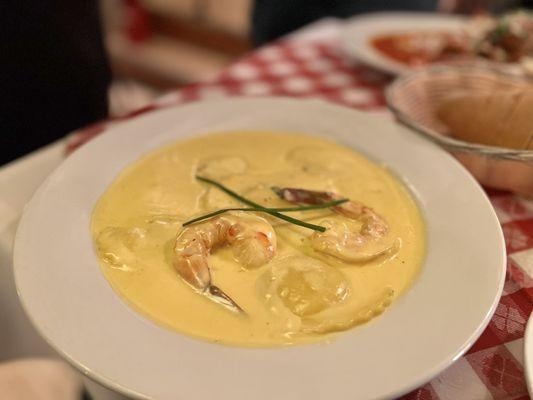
[91,131,425,346]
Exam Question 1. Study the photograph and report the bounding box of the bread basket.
[386,65,533,197]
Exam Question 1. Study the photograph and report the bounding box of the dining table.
[0,18,531,400]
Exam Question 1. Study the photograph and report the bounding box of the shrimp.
[174,211,276,312]
[272,187,396,262]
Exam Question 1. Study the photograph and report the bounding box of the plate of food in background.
[14,97,505,399]
[342,11,533,75]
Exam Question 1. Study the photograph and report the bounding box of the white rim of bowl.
[13,97,507,400]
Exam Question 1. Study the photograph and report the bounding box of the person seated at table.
[1,1,110,166]
[2,0,531,166]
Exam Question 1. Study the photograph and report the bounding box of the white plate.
[340,12,466,75]
[526,316,533,397]
[14,97,505,400]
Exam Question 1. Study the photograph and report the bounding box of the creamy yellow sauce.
[91,131,425,347]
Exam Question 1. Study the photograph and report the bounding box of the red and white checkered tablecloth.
[68,35,533,400]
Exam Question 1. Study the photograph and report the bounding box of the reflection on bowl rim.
[385,64,533,162]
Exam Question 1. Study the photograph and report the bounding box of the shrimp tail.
[208,285,245,314]
[270,186,284,198]
[271,186,335,205]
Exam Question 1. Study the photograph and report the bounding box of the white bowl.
[14,97,505,400]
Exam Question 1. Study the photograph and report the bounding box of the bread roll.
[437,85,533,150]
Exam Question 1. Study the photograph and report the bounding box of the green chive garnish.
[182,198,348,227]
[194,176,344,232]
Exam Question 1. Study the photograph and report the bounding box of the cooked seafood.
[174,211,276,312]
[272,187,396,262]
[92,131,425,346]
